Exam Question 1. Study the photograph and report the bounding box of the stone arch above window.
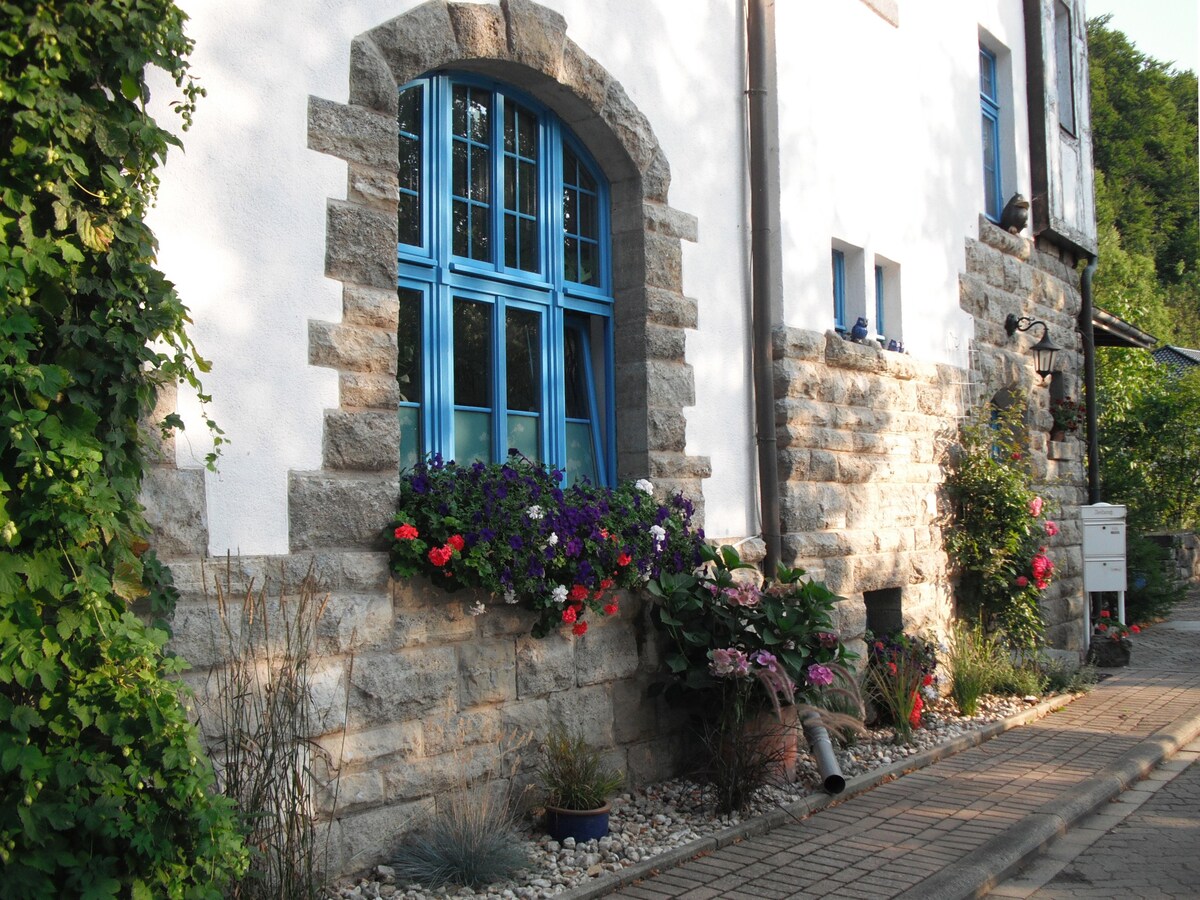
[294,0,709,552]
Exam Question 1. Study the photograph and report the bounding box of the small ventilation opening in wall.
[864,587,903,635]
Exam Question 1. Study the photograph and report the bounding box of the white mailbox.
[1081,503,1127,632]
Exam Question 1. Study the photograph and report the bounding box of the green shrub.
[0,1,243,892]
[1124,534,1187,624]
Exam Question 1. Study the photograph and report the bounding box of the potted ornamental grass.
[536,725,624,842]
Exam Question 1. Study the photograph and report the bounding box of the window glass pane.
[455,410,491,464]
[508,413,539,461]
[979,49,995,99]
[519,161,536,216]
[566,421,598,485]
[874,265,885,335]
[468,90,489,142]
[452,85,468,136]
[578,240,597,287]
[563,187,578,235]
[519,218,536,272]
[504,215,518,269]
[397,288,422,402]
[452,142,468,199]
[471,210,490,260]
[831,249,846,330]
[517,107,536,158]
[563,236,579,284]
[564,325,587,419]
[454,299,491,409]
[504,155,517,209]
[453,199,470,257]
[1054,1,1075,132]
[579,191,596,240]
[397,86,422,248]
[399,406,420,471]
[506,308,540,413]
[470,144,489,202]
[982,114,999,219]
[504,102,516,153]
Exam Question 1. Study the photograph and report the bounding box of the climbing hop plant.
[0,1,245,895]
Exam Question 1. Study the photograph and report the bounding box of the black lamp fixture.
[1005,314,1061,381]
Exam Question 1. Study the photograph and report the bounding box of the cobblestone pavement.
[600,594,1200,900]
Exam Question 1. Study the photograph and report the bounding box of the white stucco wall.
[151,0,1035,556]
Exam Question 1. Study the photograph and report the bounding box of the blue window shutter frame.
[831,249,846,331]
[397,72,614,484]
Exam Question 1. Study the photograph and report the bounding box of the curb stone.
[892,699,1200,900]
[558,692,1077,900]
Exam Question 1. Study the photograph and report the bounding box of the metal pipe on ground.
[801,711,846,794]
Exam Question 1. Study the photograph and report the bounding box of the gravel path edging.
[557,691,1079,900]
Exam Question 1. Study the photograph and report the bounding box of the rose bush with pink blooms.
[945,401,1059,650]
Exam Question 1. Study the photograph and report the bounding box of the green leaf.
[120,74,141,101]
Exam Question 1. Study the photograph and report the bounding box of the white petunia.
[504,588,517,604]
[634,479,654,494]
[547,532,559,547]
[649,524,667,546]
[551,584,569,605]
[468,601,487,616]
[526,504,544,520]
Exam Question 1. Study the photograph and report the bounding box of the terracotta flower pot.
[544,803,611,842]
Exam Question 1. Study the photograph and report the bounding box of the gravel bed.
[327,694,1039,900]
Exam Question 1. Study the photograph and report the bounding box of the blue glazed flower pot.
[544,803,611,842]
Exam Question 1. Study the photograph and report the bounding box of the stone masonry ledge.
[559,693,1079,900]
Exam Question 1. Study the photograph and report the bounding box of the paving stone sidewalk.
[594,595,1200,900]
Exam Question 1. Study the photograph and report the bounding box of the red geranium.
[568,584,589,602]
[617,553,632,567]
[447,534,465,552]
[561,606,578,624]
[428,545,453,567]
[394,523,419,540]
[572,621,588,636]
[603,603,619,616]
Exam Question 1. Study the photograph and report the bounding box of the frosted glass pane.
[566,421,598,485]
[455,410,491,464]
[399,406,420,471]
[507,414,539,461]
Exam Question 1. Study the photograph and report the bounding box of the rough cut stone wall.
[770,217,1088,651]
[165,553,680,877]
[772,327,964,645]
[958,218,1087,649]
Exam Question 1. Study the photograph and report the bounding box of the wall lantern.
[1005,314,1061,381]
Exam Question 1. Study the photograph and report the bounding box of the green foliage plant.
[205,562,338,900]
[648,545,861,812]
[536,724,624,812]
[1123,535,1187,623]
[389,455,704,638]
[0,1,244,893]
[944,402,1056,650]
[943,620,1006,716]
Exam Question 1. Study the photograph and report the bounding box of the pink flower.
[1016,575,1029,588]
[1029,496,1044,517]
[1031,554,1053,581]
[752,650,779,672]
[394,523,419,540]
[723,583,762,607]
[710,648,751,677]
[807,664,834,686]
[1044,520,1058,537]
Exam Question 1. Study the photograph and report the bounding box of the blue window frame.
[396,73,615,485]
[874,264,885,336]
[831,249,847,332]
[979,46,1002,222]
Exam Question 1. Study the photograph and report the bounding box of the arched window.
[395,72,614,485]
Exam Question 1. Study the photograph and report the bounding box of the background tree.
[0,1,244,893]
[1088,16,1200,529]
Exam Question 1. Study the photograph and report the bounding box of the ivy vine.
[1,1,244,894]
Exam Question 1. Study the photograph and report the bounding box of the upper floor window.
[979,45,1003,222]
[1053,0,1076,134]
[831,248,847,332]
[396,73,614,485]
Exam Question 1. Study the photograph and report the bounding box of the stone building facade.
[141,0,1098,877]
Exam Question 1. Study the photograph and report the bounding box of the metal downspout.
[746,0,782,572]
[1080,256,1100,503]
